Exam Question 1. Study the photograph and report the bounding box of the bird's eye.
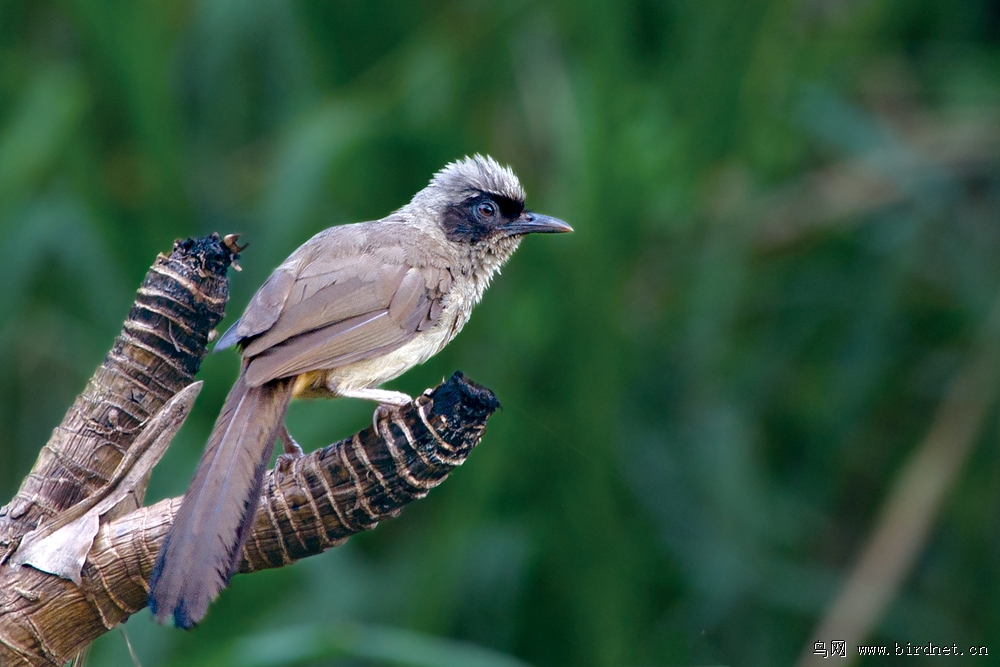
[477,201,496,218]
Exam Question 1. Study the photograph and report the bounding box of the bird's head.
[416,154,572,247]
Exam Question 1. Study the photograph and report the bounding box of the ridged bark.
[0,236,233,564]
[0,373,497,666]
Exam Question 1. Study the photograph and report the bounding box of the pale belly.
[291,309,466,399]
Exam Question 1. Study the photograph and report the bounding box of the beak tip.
[530,213,573,234]
[505,212,574,236]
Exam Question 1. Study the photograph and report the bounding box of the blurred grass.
[3,1,1000,665]
[200,622,533,667]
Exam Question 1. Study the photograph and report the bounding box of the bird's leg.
[330,385,413,431]
[278,422,304,456]
[275,421,304,475]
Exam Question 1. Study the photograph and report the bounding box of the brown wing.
[241,262,409,356]
[216,225,385,351]
[240,257,449,387]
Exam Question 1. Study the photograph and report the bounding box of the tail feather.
[149,370,293,628]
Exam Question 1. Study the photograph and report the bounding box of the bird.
[148,154,572,628]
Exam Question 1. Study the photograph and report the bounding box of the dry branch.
[0,235,232,564]
[0,236,501,666]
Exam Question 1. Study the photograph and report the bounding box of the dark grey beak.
[503,212,573,236]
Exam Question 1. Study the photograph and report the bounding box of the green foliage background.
[2,1,1000,665]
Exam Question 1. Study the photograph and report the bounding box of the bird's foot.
[275,452,299,476]
[279,424,304,457]
[276,423,304,476]
[372,402,409,432]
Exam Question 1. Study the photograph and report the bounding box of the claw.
[276,453,299,477]
[372,403,404,432]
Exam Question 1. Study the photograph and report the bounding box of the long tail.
[149,370,293,628]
